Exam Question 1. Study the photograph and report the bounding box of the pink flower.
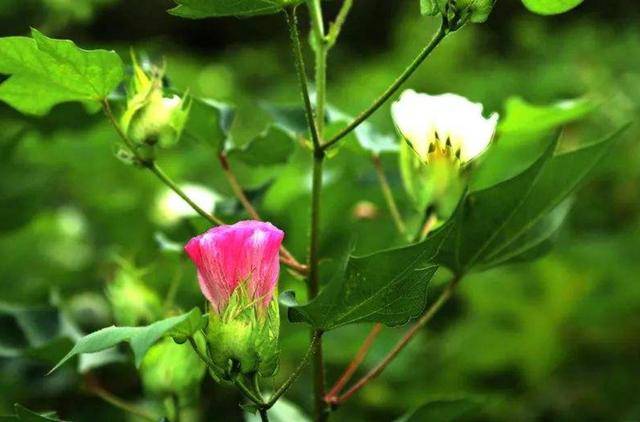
[184,220,284,314]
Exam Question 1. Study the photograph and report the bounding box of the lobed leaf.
[227,125,295,166]
[288,226,450,331]
[0,29,123,115]
[439,125,629,275]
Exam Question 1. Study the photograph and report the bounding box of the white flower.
[391,89,499,165]
[154,184,220,225]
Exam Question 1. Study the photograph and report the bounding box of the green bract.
[169,0,303,19]
[206,292,280,378]
[0,29,123,115]
[420,0,496,24]
[120,56,190,148]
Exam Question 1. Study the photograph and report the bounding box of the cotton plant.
[0,0,623,421]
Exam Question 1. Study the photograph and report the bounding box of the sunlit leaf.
[50,308,203,372]
[288,226,449,331]
[0,29,123,115]
[522,0,583,15]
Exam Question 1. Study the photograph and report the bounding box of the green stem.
[259,408,270,422]
[86,380,157,422]
[321,21,448,151]
[285,6,322,151]
[372,155,406,235]
[233,376,265,406]
[148,162,225,225]
[327,0,353,47]
[266,331,322,408]
[102,100,225,227]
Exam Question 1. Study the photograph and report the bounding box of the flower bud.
[140,334,207,397]
[421,0,496,28]
[120,55,190,149]
[106,261,163,327]
[184,221,284,378]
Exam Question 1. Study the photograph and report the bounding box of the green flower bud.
[420,0,496,28]
[106,261,163,326]
[140,334,207,397]
[120,54,190,148]
[206,294,280,380]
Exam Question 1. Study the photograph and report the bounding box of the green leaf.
[473,97,596,190]
[288,226,449,331]
[498,97,596,136]
[227,125,295,166]
[182,96,235,151]
[522,0,583,15]
[169,0,301,18]
[0,29,123,115]
[439,126,629,275]
[50,308,203,372]
[396,396,482,422]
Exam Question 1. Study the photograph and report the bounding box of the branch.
[321,22,447,151]
[324,322,382,402]
[333,275,462,405]
[285,6,322,151]
[84,375,157,422]
[327,0,354,47]
[218,152,308,275]
[372,155,406,235]
[266,330,322,408]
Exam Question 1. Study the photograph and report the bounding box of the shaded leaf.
[288,226,449,331]
[0,29,123,115]
[169,0,301,18]
[227,125,295,166]
[439,126,628,275]
[0,404,65,422]
[182,96,235,151]
[51,308,203,372]
[396,396,482,422]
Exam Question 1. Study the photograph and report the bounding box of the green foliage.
[169,0,302,19]
[522,0,584,15]
[0,404,65,422]
[182,96,235,150]
[439,126,628,275]
[0,29,123,115]
[227,126,295,166]
[420,0,496,23]
[396,397,482,422]
[288,227,448,331]
[51,308,204,371]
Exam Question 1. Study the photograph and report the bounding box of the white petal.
[391,90,436,160]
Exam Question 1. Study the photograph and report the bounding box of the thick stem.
[259,408,270,422]
[325,323,383,403]
[372,155,406,235]
[322,22,447,151]
[310,155,327,422]
[335,275,462,404]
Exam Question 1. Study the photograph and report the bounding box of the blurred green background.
[1,0,639,421]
